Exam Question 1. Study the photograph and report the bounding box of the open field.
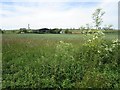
[2,32,120,88]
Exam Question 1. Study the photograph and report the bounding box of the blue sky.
[0,0,119,29]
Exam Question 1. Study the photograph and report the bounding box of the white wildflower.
[88,39,91,42]
[98,50,100,53]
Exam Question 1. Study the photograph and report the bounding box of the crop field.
[2,32,120,88]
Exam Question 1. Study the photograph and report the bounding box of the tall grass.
[2,33,120,88]
[0,33,2,89]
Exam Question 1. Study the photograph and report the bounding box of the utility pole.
[28,24,30,30]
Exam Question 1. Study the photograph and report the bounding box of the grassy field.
[0,53,1,90]
[2,32,120,88]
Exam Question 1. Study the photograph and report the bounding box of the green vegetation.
[0,33,2,90]
[92,8,105,30]
[1,8,119,88]
[2,31,120,88]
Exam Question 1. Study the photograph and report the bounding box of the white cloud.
[0,0,119,29]
[96,1,118,29]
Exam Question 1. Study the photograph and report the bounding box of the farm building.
[32,28,63,34]
[32,28,50,34]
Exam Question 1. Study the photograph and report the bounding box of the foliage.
[19,28,27,33]
[103,24,114,30]
[65,29,72,34]
[77,31,119,88]
[92,8,105,29]
[2,33,120,88]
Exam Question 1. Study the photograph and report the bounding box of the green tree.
[107,24,113,30]
[103,24,113,30]
[92,8,105,30]
[80,26,85,30]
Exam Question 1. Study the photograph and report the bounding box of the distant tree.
[19,28,27,33]
[103,24,113,30]
[65,29,72,34]
[107,24,113,30]
[92,8,105,30]
[80,26,85,30]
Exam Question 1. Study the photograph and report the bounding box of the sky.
[0,0,119,30]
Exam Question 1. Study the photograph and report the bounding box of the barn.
[32,28,50,34]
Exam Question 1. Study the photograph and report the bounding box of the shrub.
[77,31,120,88]
[65,30,72,34]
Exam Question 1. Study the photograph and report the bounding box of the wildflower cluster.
[112,39,120,47]
[56,41,73,52]
[82,30,119,65]
[102,39,120,54]
[55,41,74,61]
